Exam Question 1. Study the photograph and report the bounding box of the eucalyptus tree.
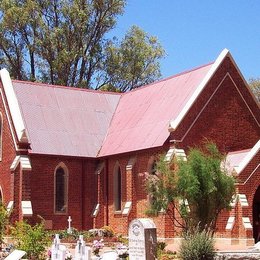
[0,0,165,91]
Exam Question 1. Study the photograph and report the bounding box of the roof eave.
[0,69,29,143]
[235,139,260,174]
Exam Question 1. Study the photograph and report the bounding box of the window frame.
[113,162,122,212]
[54,162,68,215]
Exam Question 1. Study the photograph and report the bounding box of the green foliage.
[248,77,260,102]
[157,241,167,256]
[0,1,165,91]
[101,225,115,237]
[11,221,50,260]
[179,228,215,260]
[0,203,9,244]
[146,143,236,232]
[177,143,235,231]
[103,25,165,91]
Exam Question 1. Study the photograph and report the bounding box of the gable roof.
[1,76,121,157]
[98,62,213,156]
[1,49,258,158]
[225,140,260,175]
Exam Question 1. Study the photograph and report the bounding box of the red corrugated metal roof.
[225,149,251,174]
[11,62,214,158]
[99,63,213,156]
[13,81,121,157]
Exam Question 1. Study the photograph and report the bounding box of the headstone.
[67,216,72,234]
[128,218,157,260]
[74,235,91,260]
[51,234,66,260]
[5,250,26,260]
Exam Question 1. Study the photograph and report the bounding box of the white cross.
[67,216,72,234]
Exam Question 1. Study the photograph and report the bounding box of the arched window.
[147,157,157,206]
[54,163,68,214]
[0,113,3,161]
[114,164,122,211]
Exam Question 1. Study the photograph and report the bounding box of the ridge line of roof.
[12,80,122,96]
[122,61,215,95]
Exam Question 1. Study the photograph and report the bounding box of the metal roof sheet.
[11,61,213,158]
[99,63,213,156]
[13,81,121,157]
[225,149,251,174]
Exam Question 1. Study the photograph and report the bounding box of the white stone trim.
[0,69,28,143]
[10,155,32,171]
[241,164,260,185]
[164,148,187,162]
[7,200,14,213]
[122,201,132,216]
[169,49,229,131]
[126,157,136,171]
[242,217,252,229]
[92,203,100,217]
[238,194,249,207]
[225,216,235,230]
[21,200,33,216]
[234,140,260,174]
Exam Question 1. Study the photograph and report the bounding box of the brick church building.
[0,49,259,245]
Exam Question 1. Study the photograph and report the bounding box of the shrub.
[179,228,215,260]
[11,221,50,260]
[0,203,9,245]
[157,241,167,257]
[101,225,115,237]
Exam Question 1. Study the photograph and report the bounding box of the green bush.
[11,221,50,260]
[179,229,215,260]
[0,203,9,245]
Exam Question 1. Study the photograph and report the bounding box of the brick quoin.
[0,53,259,245]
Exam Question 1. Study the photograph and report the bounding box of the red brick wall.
[172,57,259,153]
[0,83,17,206]
[29,155,97,231]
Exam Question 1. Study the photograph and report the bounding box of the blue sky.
[110,0,260,80]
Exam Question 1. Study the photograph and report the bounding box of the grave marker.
[67,216,72,234]
[128,218,157,260]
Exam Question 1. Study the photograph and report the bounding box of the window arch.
[0,113,3,161]
[113,163,122,211]
[54,163,68,214]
